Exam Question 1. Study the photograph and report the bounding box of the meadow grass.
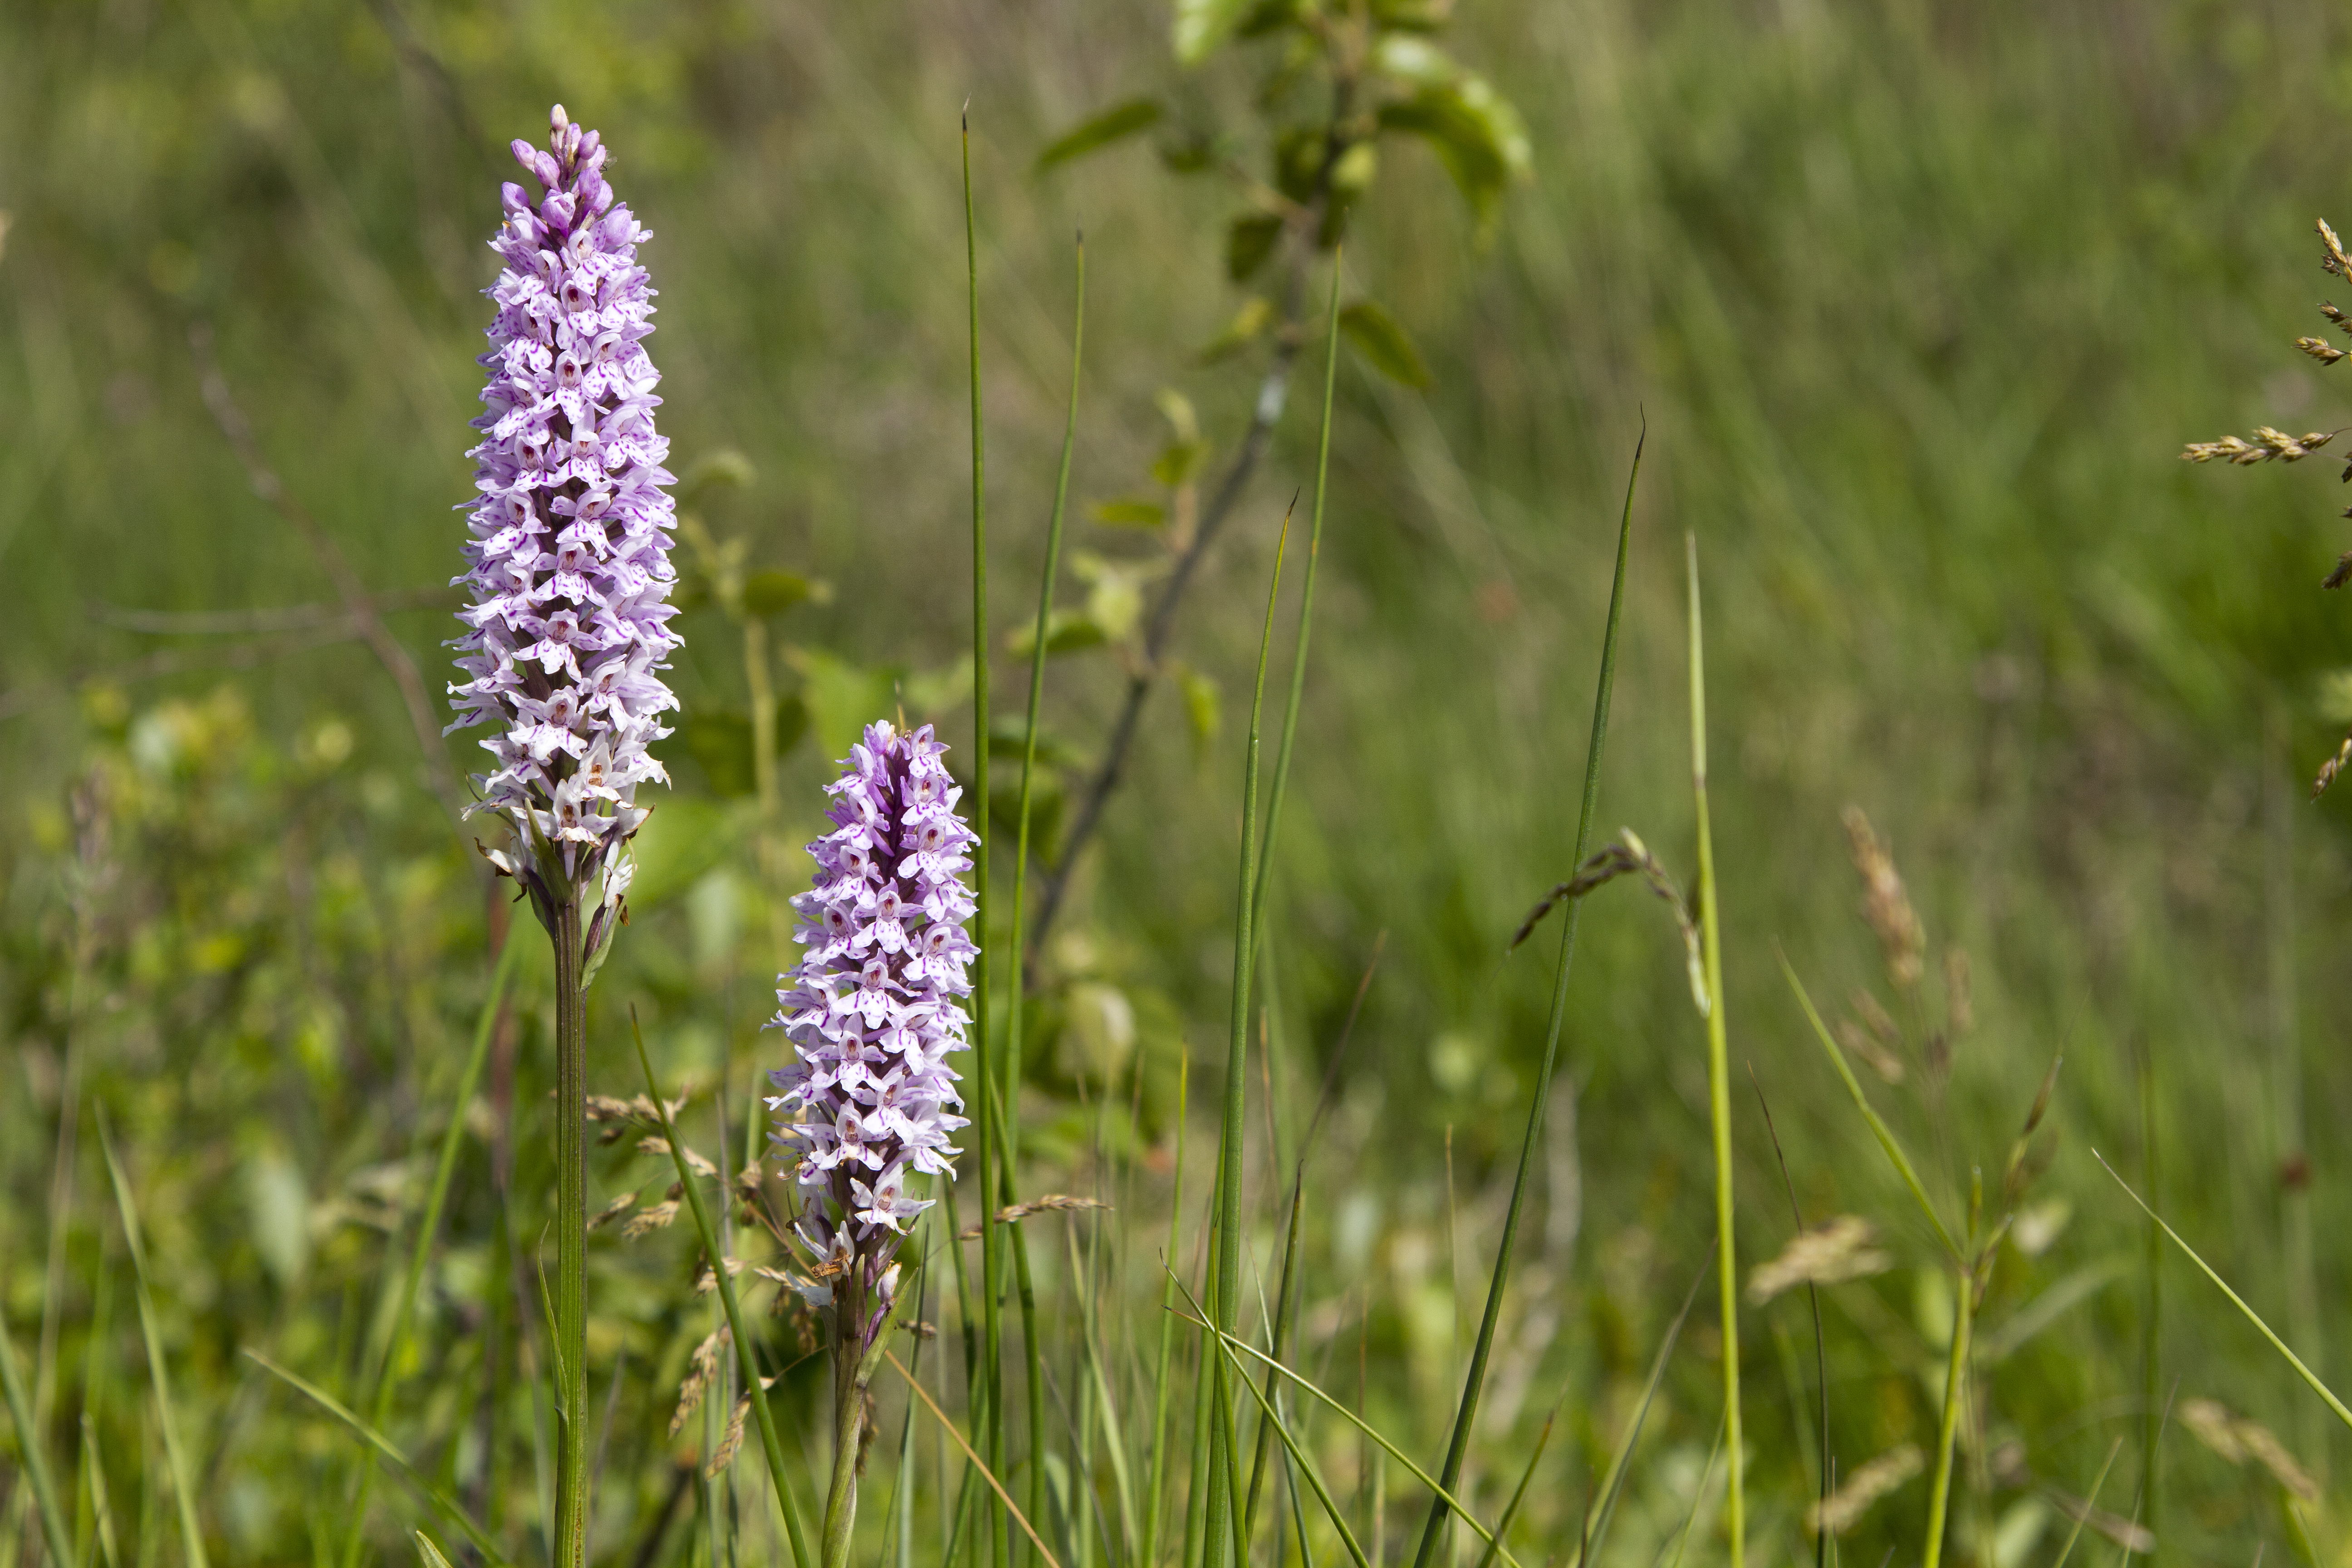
[11,4,2352,1568]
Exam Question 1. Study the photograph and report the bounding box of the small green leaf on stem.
[1338,301,1432,389]
[1036,99,1164,172]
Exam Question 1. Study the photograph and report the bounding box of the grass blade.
[1466,1409,1551,1568]
[1204,506,1294,1568]
[883,1350,1064,1568]
[629,1014,818,1568]
[1241,1180,1305,1544]
[1920,1262,1973,1568]
[1686,531,1743,1568]
[240,1351,506,1568]
[2048,1437,2124,1568]
[0,1290,73,1568]
[1579,1255,1710,1566]
[1142,1057,1189,1568]
[1196,1303,1370,1568]
[1166,1288,1524,1568]
[962,105,1010,1568]
[341,934,520,1568]
[1410,423,1642,1568]
[2092,1151,2352,1430]
[1246,247,1344,941]
[97,1115,209,1568]
[1776,949,1960,1260]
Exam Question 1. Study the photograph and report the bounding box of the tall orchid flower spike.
[768,720,978,1567]
[449,102,679,978]
[445,104,678,1568]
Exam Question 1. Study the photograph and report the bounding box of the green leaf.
[1377,75,1531,226]
[1035,98,1163,172]
[1179,666,1221,760]
[1226,212,1282,281]
[678,448,755,511]
[903,654,975,720]
[740,568,818,617]
[1089,496,1167,528]
[1338,300,1433,389]
[415,1533,456,1568]
[1151,439,1213,488]
[1198,295,1275,363]
[1174,0,1253,64]
[1005,607,1107,660]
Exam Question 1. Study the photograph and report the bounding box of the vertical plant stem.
[552,893,590,1568]
[340,936,521,1568]
[1686,531,1741,1568]
[962,108,1008,1568]
[1142,1058,1189,1568]
[823,1288,868,1568]
[0,1297,72,1568]
[1410,427,1642,1568]
[1203,514,1293,1568]
[1920,1267,1974,1568]
[97,1119,208,1568]
[1247,254,1344,947]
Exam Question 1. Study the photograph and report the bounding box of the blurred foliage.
[10,0,2352,1564]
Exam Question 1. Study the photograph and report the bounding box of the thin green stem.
[340,936,520,1568]
[963,108,1009,1568]
[1411,426,1642,1568]
[1686,531,1741,1567]
[1142,1058,1189,1568]
[1204,511,1293,1568]
[552,893,589,1568]
[1920,1266,1973,1568]
[98,1118,208,1568]
[0,1295,72,1568]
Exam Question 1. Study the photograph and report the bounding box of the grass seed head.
[1746,1214,1891,1304]
[1804,1443,1923,1537]
[1842,806,1925,990]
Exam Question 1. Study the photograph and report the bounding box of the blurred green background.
[11,0,2352,1563]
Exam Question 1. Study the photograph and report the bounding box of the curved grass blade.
[1686,531,1744,1567]
[342,934,521,1568]
[2092,1151,2352,1430]
[883,1349,1064,1568]
[1578,1254,1710,1566]
[2048,1437,2123,1568]
[241,1350,506,1566]
[1411,422,1642,1568]
[0,1294,72,1568]
[1467,1410,1551,1568]
[1777,949,1961,1260]
[630,1014,818,1568]
[1920,1260,1974,1568]
[98,1115,209,1568]
[1205,506,1295,1568]
[1166,1284,1524,1568]
[1196,1299,1370,1568]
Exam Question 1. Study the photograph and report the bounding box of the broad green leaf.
[1036,98,1163,172]
[740,568,818,617]
[1226,212,1282,281]
[1371,33,1458,89]
[1084,568,1144,642]
[1174,0,1253,64]
[678,448,754,510]
[1089,496,1167,528]
[1339,299,1433,388]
